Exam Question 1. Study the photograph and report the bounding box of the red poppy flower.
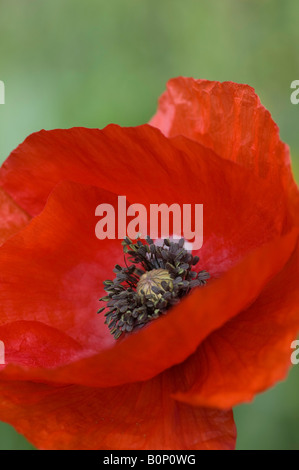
[0,77,298,450]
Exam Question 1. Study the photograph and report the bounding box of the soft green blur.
[0,0,298,450]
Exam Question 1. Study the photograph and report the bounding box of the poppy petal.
[0,179,296,387]
[150,77,295,190]
[0,181,123,354]
[0,320,84,368]
[0,126,291,275]
[0,370,236,450]
[173,240,299,409]
[0,131,296,387]
[0,187,30,245]
[150,78,299,229]
[0,124,291,227]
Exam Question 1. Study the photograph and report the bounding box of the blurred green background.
[0,0,298,450]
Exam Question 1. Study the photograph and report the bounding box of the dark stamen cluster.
[98,237,210,339]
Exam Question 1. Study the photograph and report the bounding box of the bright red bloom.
[0,77,298,450]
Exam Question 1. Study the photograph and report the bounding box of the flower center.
[137,269,173,300]
[98,236,210,340]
